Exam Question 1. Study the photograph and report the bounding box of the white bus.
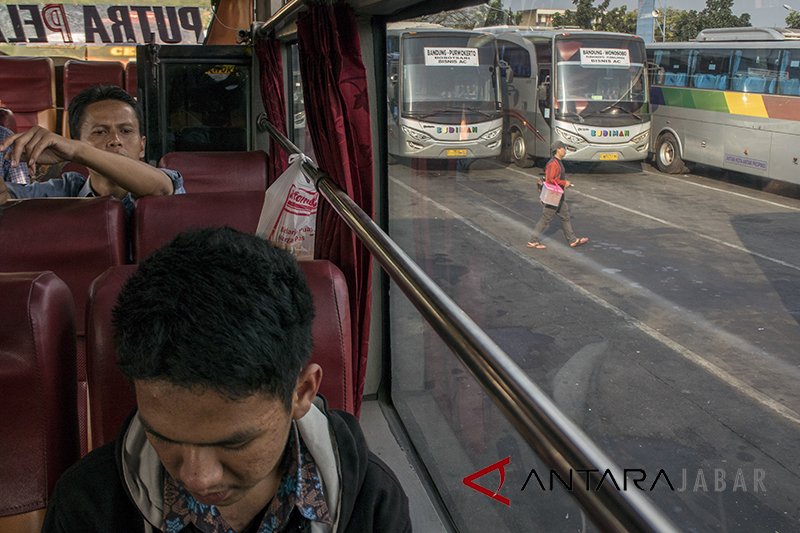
[386,25,503,161]
[483,27,651,167]
[647,27,800,185]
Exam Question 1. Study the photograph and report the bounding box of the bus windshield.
[554,36,648,126]
[401,33,500,123]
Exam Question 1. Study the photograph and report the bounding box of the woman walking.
[527,141,589,250]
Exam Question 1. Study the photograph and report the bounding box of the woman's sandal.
[526,241,546,249]
[569,237,589,248]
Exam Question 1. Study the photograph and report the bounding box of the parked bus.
[483,27,651,167]
[647,27,800,185]
[386,24,503,161]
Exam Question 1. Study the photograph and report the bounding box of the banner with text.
[0,4,211,45]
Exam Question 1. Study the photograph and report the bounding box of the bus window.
[730,48,781,93]
[498,42,531,78]
[658,49,692,87]
[692,49,732,90]
[778,49,800,95]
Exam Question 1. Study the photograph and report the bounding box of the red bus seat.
[158,151,268,193]
[0,57,57,133]
[0,272,80,532]
[62,60,125,137]
[87,259,354,449]
[125,61,138,98]
[0,198,128,456]
[133,191,265,261]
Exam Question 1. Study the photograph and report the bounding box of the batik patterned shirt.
[162,423,331,533]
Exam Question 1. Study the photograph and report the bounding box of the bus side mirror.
[499,60,513,83]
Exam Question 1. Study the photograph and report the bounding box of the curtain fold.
[297,1,373,417]
[255,37,288,185]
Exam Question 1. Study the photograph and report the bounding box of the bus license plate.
[599,153,619,161]
[447,149,468,157]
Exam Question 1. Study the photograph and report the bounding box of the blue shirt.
[5,168,185,216]
[1,126,31,184]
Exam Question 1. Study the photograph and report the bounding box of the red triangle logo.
[462,456,511,506]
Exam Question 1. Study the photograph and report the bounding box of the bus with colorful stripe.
[647,27,800,185]
[483,27,651,167]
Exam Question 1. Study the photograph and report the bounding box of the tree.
[483,0,521,26]
[701,0,750,29]
[595,6,637,34]
[551,0,610,30]
[670,9,703,41]
[787,11,800,28]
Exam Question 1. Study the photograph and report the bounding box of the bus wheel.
[511,131,534,168]
[655,132,686,174]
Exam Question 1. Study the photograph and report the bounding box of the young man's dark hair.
[114,227,314,407]
[68,84,143,139]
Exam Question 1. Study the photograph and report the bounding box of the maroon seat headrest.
[158,151,268,193]
[0,272,79,515]
[62,60,125,137]
[0,198,127,337]
[87,259,354,449]
[0,57,55,132]
[133,191,265,262]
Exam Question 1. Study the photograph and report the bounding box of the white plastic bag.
[256,154,319,260]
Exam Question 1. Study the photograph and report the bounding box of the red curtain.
[297,2,373,417]
[255,37,288,185]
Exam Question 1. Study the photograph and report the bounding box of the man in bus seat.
[42,227,411,533]
[0,85,184,215]
[527,140,589,250]
[1,124,30,184]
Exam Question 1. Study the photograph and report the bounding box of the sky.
[503,0,790,29]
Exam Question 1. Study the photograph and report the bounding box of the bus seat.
[716,75,728,90]
[125,62,138,98]
[767,78,776,94]
[743,76,767,93]
[86,259,354,448]
[0,57,56,133]
[62,60,125,137]
[731,75,746,91]
[0,198,128,457]
[0,108,18,132]
[694,74,717,89]
[675,73,687,87]
[158,151,268,193]
[0,272,79,532]
[779,78,800,95]
[133,191,265,261]
[663,73,678,86]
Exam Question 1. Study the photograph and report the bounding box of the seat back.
[87,260,354,449]
[133,191,265,261]
[125,62,138,98]
[0,272,80,532]
[0,197,128,456]
[158,151,268,193]
[0,57,56,132]
[62,60,125,137]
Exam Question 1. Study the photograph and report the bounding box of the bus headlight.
[556,128,585,145]
[630,130,649,144]
[401,126,431,142]
[481,127,502,140]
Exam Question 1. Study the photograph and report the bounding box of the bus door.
[497,33,540,166]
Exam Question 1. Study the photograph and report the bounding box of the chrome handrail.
[258,114,679,533]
